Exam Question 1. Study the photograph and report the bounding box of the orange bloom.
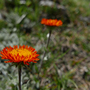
[0,45,39,65]
[41,18,63,26]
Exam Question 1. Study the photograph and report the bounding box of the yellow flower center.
[10,48,31,56]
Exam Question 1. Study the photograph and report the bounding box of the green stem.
[39,29,52,71]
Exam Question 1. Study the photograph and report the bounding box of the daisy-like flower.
[0,45,39,65]
[41,18,63,26]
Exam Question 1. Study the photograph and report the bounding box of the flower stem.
[18,66,22,90]
[39,29,52,71]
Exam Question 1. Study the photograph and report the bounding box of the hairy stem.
[18,66,22,90]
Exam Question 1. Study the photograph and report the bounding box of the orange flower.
[0,45,39,65]
[41,18,63,26]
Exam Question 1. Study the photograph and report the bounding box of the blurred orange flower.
[0,45,39,65]
[41,18,63,26]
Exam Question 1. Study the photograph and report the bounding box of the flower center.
[10,48,31,56]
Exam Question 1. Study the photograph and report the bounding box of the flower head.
[41,18,63,26]
[0,45,39,65]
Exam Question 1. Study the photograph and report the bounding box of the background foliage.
[0,0,90,90]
